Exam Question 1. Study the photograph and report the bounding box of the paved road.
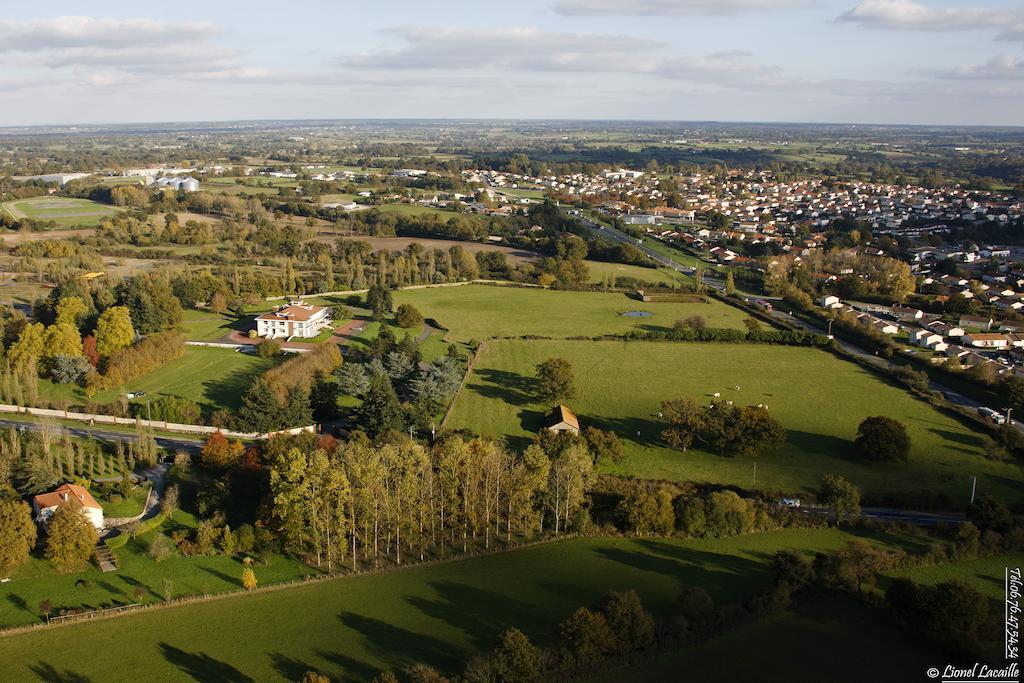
[0,418,204,454]
[798,505,967,526]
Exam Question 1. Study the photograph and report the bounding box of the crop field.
[393,284,749,341]
[37,347,279,412]
[0,528,916,681]
[446,339,1023,501]
[1,197,121,227]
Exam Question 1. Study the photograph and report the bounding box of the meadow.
[584,260,691,287]
[0,527,918,681]
[1,196,121,227]
[445,339,1023,501]
[392,284,749,342]
[37,347,279,412]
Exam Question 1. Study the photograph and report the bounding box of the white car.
[779,498,802,508]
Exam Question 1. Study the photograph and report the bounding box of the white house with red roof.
[32,483,104,530]
[256,300,332,340]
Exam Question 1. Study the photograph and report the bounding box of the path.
[102,462,171,530]
[0,418,204,454]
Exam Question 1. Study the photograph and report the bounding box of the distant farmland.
[1,196,121,227]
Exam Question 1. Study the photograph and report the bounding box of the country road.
[0,418,204,453]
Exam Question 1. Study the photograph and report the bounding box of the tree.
[854,416,910,463]
[968,494,1012,533]
[241,561,257,591]
[724,271,736,295]
[336,362,371,397]
[660,397,704,451]
[559,607,614,666]
[0,493,36,573]
[366,283,393,317]
[82,335,100,367]
[55,296,88,328]
[395,303,424,329]
[8,322,45,372]
[200,431,245,469]
[835,540,892,595]
[237,378,284,433]
[704,490,755,537]
[355,373,405,438]
[600,590,655,653]
[44,506,98,572]
[43,323,83,359]
[820,474,860,523]
[48,355,92,384]
[491,628,542,683]
[95,306,135,357]
[583,427,623,464]
[535,357,575,402]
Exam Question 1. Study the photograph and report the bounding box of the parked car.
[779,498,802,508]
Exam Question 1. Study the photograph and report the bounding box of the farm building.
[256,301,332,339]
[32,484,104,531]
[545,405,580,435]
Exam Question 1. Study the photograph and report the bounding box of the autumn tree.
[820,473,860,523]
[394,303,424,329]
[200,431,245,469]
[95,306,135,357]
[44,506,98,572]
[0,491,36,572]
[491,628,542,683]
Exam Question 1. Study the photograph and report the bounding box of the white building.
[33,484,104,531]
[154,176,199,192]
[256,301,332,339]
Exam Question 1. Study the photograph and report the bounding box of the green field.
[1,196,121,227]
[446,339,1022,501]
[393,285,749,342]
[38,347,279,412]
[593,595,946,683]
[180,309,247,341]
[584,260,691,287]
[0,528,917,681]
[886,553,1022,600]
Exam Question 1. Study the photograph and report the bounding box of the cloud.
[928,54,1024,80]
[836,1,1020,32]
[0,16,217,52]
[339,27,654,72]
[554,0,814,15]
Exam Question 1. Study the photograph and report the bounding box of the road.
[0,418,204,453]
[799,505,966,526]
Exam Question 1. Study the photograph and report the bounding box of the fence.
[0,404,315,441]
[184,340,309,354]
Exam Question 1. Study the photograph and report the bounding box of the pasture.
[445,339,1023,501]
[37,347,279,412]
[1,196,121,227]
[0,528,916,681]
[393,284,749,341]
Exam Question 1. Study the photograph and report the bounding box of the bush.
[257,339,283,358]
[148,533,174,561]
[95,332,185,391]
[394,303,424,329]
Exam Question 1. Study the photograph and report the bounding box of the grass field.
[885,553,1022,599]
[0,528,918,681]
[392,285,749,342]
[180,309,247,341]
[37,347,279,412]
[1,196,121,227]
[446,339,1023,501]
[99,484,151,518]
[584,260,691,287]
[592,595,946,683]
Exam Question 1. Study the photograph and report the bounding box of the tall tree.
[0,491,36,573]
[44,506,98,572]
[95,306,135,357]
[535,357,576,403]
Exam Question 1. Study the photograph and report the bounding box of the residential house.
[256,301,332,339]
[32,484,104,530]
[545,405,580,435]
[963,333,1009,349]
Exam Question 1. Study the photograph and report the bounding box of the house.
[912,330,944,348]
[891,306,924,322]
[963,333,1009,349]
[959,315,993,330]
[818,295,841,309]
[545,405,580,435]
[32,484,104,530]
[256,301,332,339]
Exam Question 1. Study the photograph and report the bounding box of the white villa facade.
[32,484,104,531]
[256,301,332,339]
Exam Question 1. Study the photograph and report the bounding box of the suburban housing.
[32,484,104,531]
[256,301,332,339]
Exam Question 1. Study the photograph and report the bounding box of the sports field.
[392,284,749,341]
[1,196,121,227]
[37,347,279,412]
[0,528,916,681]
[446,339,1022,501]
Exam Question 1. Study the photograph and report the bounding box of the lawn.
[446,339,1024,502]
[392,284,750,342]
[885,553,1023,600]
[584,260,691,287]
[0,509,313,631]
[1,196,122,227]
[37,347,280,412]
[180,309,248,341]
[99,484,151,518]
[0,527,917,681]
[591,595,947,683]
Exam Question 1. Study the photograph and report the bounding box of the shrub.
[394,303,424,328]
[256,339,282,358]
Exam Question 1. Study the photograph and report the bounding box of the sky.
[0,0,1022,127]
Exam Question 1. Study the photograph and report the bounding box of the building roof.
[966,333,1007,341]
[33,483,102,511]
[546,405,579,430]
[257,302,328,322]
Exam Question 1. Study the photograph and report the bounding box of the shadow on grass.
[28,662,92,682]
[467,368,536,406]
[786,430,857,462]
[314,649,381,683]
[581,414,669,448]
[927,428,987,450]
[199,565,241,587]
[203,367,266,412]
[405,581,537,651]
[6,593,30,614]
[337,612,462,674]
[269,653,315,682]
[159,643,254,683]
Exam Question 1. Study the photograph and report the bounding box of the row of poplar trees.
[266,433,593,572]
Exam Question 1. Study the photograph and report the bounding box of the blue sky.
[0,0,1022,126]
